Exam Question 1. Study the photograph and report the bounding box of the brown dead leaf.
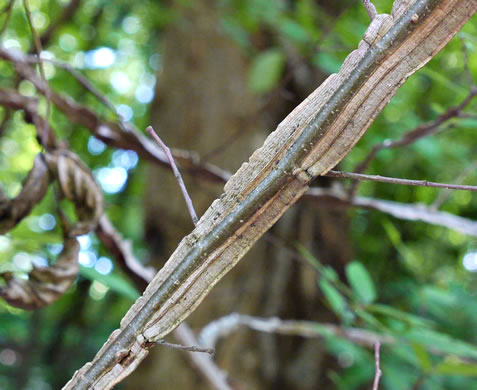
[0,237,80,310]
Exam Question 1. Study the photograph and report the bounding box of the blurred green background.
[0,0,477,389]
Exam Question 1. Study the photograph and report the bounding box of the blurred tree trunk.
[125,1,352,389]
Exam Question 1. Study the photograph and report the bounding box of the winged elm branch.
[62,1,476,388]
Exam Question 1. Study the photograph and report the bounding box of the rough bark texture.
[63,1,477,388]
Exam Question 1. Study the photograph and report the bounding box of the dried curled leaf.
[0,237,80,310]
[0,154,50,234]
[45,150,104,237]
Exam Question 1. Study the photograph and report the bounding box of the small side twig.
[156,340,214,355]
[146,125,199,225]
[431,160,477,210]
[459,34,475,87]
[352,88,477,178]
[372,342,382,390]
[327,170,477,192]
[362,0,377,21]
[305,187,477,238]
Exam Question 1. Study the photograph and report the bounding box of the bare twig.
[362,0,377,21]
[305,187,477,238]
[372,342,382,390]
[327,170,477,192]
[459,34,474,86]
[23,0,51,148]
[156,340,214,355]
[198,313,394,349]
[173,324,231,390]
[147,126,199,225]
[431,160,477,210]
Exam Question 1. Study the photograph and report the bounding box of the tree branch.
[38,1,477,387]
[198,313,394,349]
[305,187,477,238]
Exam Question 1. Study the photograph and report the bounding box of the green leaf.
[279,19,309,43]
[312,52,342,74]
[411,343,432,372]
[354,308,384,330]
[405,328,477,360]
[295,243,323,272]
[80,266,140,301]
[345,261,376,304]
[319,278,350,320]
[248,48,286,94]
[435,360,477,376]
[323,266,339,282]
[366,304,434,327]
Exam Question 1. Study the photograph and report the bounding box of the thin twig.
[0,0,15,37]
[146,125,199,225]
[459,34,474,87]
[198,313,394,349]
[327,170,477,192]
[156,340,214,355]
[352,87,477,178]
[372,342,382,390]
[23,0,51,148]
[173,324,231,390]
[305,187,477,238]
[362,0,377,21]
[0,109,11,138]
[24,56,117,114]
[431,160,477,210]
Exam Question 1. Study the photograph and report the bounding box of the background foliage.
[0,0,476,389]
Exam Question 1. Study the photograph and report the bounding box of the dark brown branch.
[353,87,477,176]
[0,89,55,147]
